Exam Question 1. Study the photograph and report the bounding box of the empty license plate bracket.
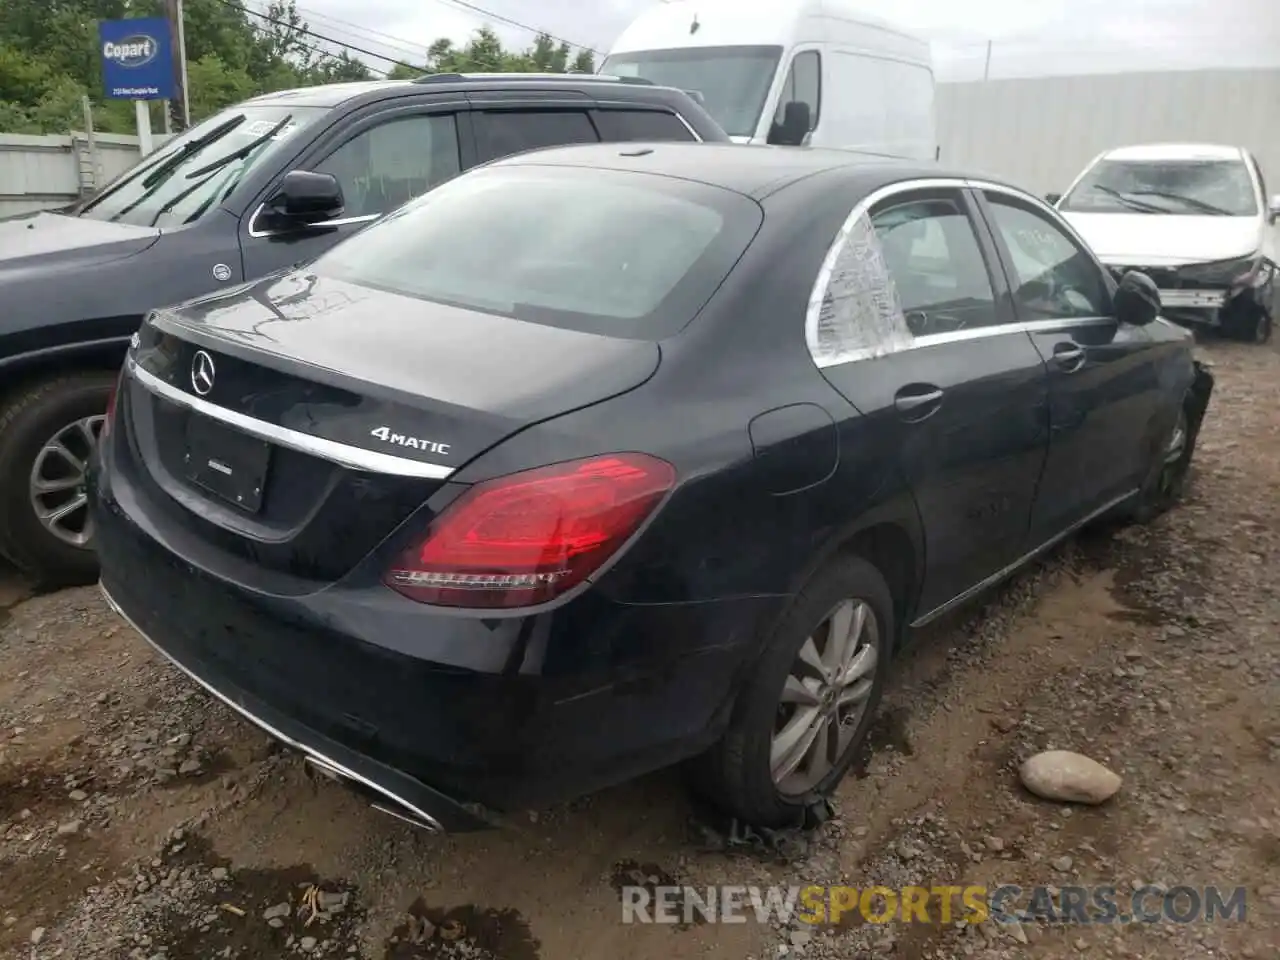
[181,413,271,513]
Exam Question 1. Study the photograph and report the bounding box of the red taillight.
[385,453,676,609]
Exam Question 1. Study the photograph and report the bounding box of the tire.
[687,554,894,829]
[1127,398,1200,526]
[0,371,116,588]
[1222,298,1272,344]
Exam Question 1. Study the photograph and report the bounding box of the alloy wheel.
[28,414,104,548]
[771,597,881,795]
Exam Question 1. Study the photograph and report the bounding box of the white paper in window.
[807,210,913,364]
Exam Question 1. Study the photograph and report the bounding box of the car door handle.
[894,386,944,420]
[1052,343,1086,372]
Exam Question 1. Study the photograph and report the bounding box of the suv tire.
[0,372,115,588]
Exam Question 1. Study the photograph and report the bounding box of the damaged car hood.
[1063,211,1263,266]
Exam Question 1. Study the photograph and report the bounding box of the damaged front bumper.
[1106,258,1269,328]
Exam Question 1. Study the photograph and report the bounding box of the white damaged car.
[1050,143,1278,343]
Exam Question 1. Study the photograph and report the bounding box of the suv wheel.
[687,554,893,828]
[0,372,115,588]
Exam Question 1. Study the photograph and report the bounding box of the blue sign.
[99,17,176,100]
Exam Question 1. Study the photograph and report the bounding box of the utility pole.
[982,40,993,81]
[164,0,191,131]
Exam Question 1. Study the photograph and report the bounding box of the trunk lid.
[119,272,660,585]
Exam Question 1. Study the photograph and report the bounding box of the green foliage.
[0,0,598,134]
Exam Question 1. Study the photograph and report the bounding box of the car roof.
[489,141,961,200]
[1102,143,1246,163]
[242,73,681,109]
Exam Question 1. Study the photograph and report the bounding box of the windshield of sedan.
[600,45,782,138]
[312,166,762,338]
[1059,157,1258,217]
[77,104,329,228]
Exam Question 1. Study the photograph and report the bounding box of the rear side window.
[473,109,598,163]
[312,166,762,339]
[593,108,697,142]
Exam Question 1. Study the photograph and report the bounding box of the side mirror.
[1114,270,1161,327]
[1044,192,1062,206]
[263,170,344,227]
[1268,193,1280,224]
[768,101,811,147]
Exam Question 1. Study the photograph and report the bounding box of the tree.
[312,51,374,84]
[0,2,591,135]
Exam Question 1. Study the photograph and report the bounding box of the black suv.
[0,73,727,586]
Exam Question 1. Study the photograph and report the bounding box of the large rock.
[1019,751,1122,805]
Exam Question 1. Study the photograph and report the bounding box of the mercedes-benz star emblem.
[191,350,216,396]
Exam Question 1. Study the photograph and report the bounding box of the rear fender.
[703,488,925,735]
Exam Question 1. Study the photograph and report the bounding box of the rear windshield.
[312,164,762,338]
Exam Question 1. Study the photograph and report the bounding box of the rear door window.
[870,196,1000,337]
[311,166,763,339]
[473,109,598,163]
[592,108,697,142]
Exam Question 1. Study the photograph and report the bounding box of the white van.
[1053,143,1279,344]
[600,0,937,161]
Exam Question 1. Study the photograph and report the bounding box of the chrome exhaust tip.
[303,756,441,833]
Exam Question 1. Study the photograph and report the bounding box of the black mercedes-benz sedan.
[91,143,1213,832]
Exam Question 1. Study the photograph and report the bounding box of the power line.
[433,0,602,54]
[239,1,391,77]
[212,0,424,71]
[293,5,434,62]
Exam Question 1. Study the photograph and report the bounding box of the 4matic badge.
[369,426,450,456]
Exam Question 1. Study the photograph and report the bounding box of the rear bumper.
[99,582,485,832]
[90,436,771,824]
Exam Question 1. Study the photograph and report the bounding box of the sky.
[291,0,1280,81]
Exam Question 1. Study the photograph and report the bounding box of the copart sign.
[98,17,176,101]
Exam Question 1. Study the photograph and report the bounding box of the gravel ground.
[2,336,1277,960]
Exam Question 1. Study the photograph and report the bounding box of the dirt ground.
[2,335,1278,960]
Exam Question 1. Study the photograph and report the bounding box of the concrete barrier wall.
[0,132,173,217]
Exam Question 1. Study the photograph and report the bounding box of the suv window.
[592,108,697,142]
[870,196,999,337]
[984,194,1111,320]
[772,50,821,134]
[474,109,598,163]
[313,113,460,219]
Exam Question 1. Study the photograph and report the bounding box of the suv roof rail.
[410,72,654,85]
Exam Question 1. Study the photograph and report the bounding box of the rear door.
[812,185,1050,617]
[972,186,1163,545]
[238,99,472,278]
